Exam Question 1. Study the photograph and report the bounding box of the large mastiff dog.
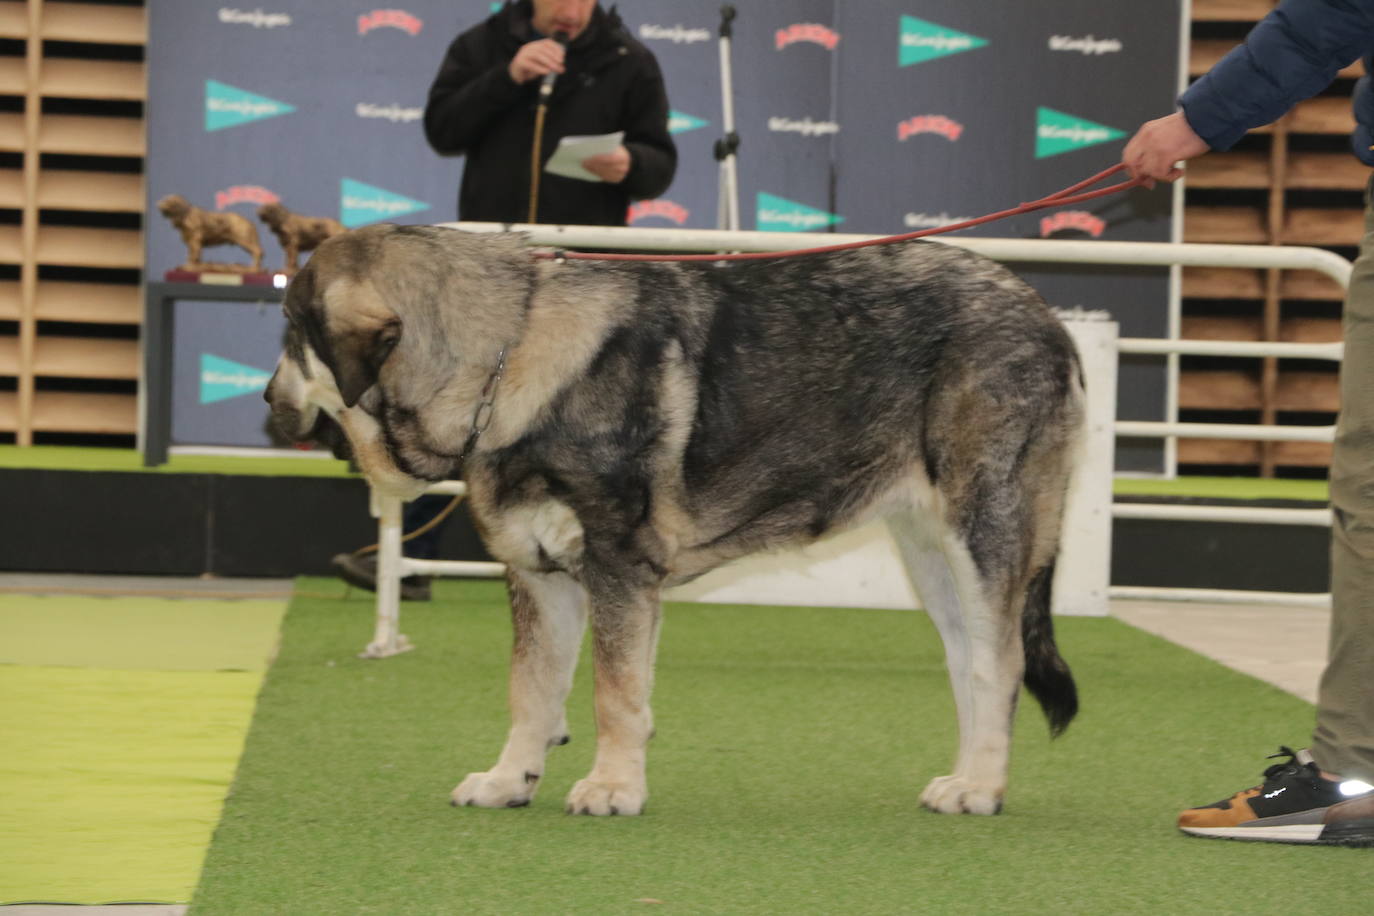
[265,224,1084,817]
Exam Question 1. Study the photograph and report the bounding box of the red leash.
[540,163,1143,263]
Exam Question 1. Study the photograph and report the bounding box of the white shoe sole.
[1180,824,1323,843]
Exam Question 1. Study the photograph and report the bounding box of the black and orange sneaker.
[1178,747,1374,845]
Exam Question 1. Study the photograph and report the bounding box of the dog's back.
[562,242,1081,555]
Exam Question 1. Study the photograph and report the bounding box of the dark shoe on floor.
[330,552,432,601]
[1178,747,1374,845]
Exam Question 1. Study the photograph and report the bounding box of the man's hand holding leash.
[1122,110,1210,186]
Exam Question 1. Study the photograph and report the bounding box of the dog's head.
[277,226,402,409]
[258,201,288,227]
[157,194,190,219]
[265,224,534,496]
[277,224,532,408]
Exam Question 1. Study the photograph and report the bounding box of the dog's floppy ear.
[283,257,316,323]
[281,227,405,408]
[295,267,402,408]
[329,313,401,407]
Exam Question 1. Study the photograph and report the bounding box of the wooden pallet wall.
[0,0,143,445]
[1181,0,1363,474]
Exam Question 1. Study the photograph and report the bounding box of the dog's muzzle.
[264,372,353,461]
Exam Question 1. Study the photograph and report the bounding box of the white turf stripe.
[1181,824,1323,843]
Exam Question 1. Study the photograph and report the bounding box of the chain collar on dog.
[459,347,507,463]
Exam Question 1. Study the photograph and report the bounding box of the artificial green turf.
[0,594,285,671]
[189,579,1368,915]
[0,594,286,905]
[0,445,356,478]
[1113,475,1328,502]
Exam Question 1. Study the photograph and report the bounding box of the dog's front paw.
[565,778,647,816]
[920,775,1004,815]
[370,473,432,504]
[451,770,539,809]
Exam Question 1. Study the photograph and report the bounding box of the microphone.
[538,30,571,100]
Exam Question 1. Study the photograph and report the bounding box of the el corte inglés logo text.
[903,32,974,53]
[758,209,832,229]
[639,24,710,44]
[203,368,269,390]
[898,16,987,66]
[763,210,824,227]
[200,353,272,405]
[1035,107,1125,158]
[218,7,291,28]
[1040,210,1106,238]
[904,211,975,229]
[358,9,423,36]
[340,178,429,228]
[756,193,843,232]
[357,102,423,123]
[205,80,296,131]
[897,115,963,142]
[668,110,709,134]
[775,23,840,51]
[345,195,420,215]
[208,97,279,118]
[768,117,839,137]
[628,199,690,225]
[1048,34,1122,55]
[214,185,280,210]
[1041,123,1112,143]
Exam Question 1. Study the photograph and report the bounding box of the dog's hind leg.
[887,513,1025,815]
[452,568,586,809]
[565,587,662,816]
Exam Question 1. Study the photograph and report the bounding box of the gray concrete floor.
[0,577,1330,914]
[1113,598,1330,703]
[0,572,294,600]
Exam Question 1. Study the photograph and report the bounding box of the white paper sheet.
[544,131,625,182]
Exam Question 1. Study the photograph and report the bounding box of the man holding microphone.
[423,0,677,225]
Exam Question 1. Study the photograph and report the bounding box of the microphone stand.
[714,5,740,232]
[528,31,570,225]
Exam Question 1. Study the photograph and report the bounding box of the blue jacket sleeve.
[1179,0,1374,151]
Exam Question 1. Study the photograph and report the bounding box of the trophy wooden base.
[164,268,286,287]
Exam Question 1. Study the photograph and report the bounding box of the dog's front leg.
[452,569,586,809]
[566,587,661,816]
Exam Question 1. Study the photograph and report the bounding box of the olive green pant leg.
[1314,176,1374,783]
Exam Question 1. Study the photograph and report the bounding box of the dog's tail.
[1021,558,1078,737]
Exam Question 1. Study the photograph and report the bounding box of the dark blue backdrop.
[148,1,1182,466]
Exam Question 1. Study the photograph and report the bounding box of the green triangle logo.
[668,109,709,135]
[1035,107,1126,158]
[898,15,987,67]
[200,353,272,404]
[340,178,431,228]
[756,192,844,233]
[205,80,295,132]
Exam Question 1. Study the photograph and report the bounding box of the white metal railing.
[354,227,1350,656]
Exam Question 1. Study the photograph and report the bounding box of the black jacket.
[424,1,677,225]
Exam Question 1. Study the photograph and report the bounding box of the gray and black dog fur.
[265,223,1083,817]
